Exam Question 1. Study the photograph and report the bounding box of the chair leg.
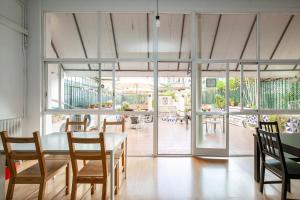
[6,179,15,200]
[122,152,125,173]
[38,180,46,200]
[102,180,107,200]
[287,179,291,193]
[91,184,95,195]
[281,178,288,200]
[114,163,119,194]
[260,165,265,193]
[71,180,77,200]
[65,163,70,195]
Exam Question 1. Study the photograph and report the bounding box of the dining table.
[0,131,127,200]
[253,132,300,182]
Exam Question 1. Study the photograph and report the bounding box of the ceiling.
[45,12,300,77]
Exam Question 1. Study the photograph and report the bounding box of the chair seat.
[266,158,300,178]
[78,160,110,177]
[18,159,69,179]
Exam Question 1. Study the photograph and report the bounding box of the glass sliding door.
[158,62,192,154]
[194,63,229,156]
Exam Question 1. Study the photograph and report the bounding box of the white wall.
[0,0,26,120]
[24,0,42,134]
[25,0,300,134]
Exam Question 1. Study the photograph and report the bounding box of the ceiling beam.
[177,14,186,71]
[72,13,91,70]
[207,14,222,70]
[235,15,257,71]
[109,13,121,70]
[264,14,294,70]
[51,40,65,71]
[147,13,150,71]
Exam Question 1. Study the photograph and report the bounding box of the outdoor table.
[0,131,127,200]
[253,132,300,182]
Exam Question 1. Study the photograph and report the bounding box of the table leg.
[110,151,114,200]
[254,135,260,182]
[0,154,5,200]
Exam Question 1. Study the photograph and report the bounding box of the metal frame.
[42,11,300,158]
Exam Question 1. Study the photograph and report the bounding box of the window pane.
[260,70,300,110]
[200,64,226,112]
[196,115,226,149]
[63,64,99,109]
[261,115,300,133]
[47,64,61,109]
[115,62,154,112]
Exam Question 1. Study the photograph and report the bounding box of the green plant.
[121,101,130,111]
[215,94,225,109]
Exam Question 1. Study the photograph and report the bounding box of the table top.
[280,133,300,149]
[0,132,127,154]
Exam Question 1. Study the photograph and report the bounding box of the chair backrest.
[65,117,87,132]
[0,131,46,178]
[67,132,107,178]
[256,128,287,174]
[259,121,279,133]
[103,117,125,132]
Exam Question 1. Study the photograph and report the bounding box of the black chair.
[256,128,300,200]
[259,121,300,162]
[259,121,280,133]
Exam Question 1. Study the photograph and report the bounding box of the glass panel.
[45,13,98,58]
[100,12,153,59]
[200,64,226,112]
[158,14,191,59]
[63,64,99,109]
[100,114,153,155]
[196,115,226,149]
[261,114,300,133]
[115,62,154,112]
[260,14,300,59]
[45,114,99,135]
[158,62,191,154]
[100,63,114,110]
[260,70,300,110]
[242,64,258,110]
[47,64,61,109]
[229,114,255,155]
[197,13,257,59]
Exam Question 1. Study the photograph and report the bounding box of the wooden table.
[254,133,300,182]
[0,132,127,200]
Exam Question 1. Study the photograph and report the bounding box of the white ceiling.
[45,12,300,77]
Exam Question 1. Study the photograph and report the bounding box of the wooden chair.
[103,118,126,175]
[67,131,119,200]
[65,117,87,132]
[0,131,70,200]
[256,128,300,200]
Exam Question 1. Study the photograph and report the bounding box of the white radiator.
[0,117,22,136]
